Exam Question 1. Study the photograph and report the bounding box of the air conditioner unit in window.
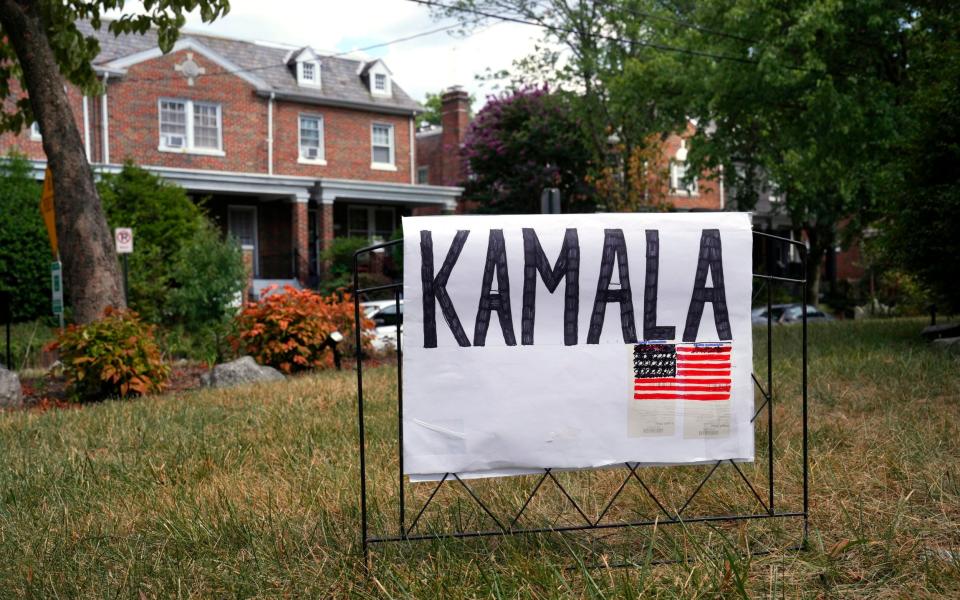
[165,135,185,148]
[304,147,320,160]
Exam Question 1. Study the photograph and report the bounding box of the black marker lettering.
[521,228,580,345]
[643,230,676,341]
[473,229,517,346]
[420,229,471,348]
[587,229,638,344]
[683,229,732,342]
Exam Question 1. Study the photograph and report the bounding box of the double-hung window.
[371,123,395,168]
[374,73,387,92]
[299,114,325,162]
[670,161,698,196]
[159,98,222,153]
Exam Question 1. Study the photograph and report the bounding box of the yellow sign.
[40,167,58,258]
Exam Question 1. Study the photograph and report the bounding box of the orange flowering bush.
[232,286,373,373]
[49,308,170,401]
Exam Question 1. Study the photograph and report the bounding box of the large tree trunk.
[0,0,125,324]
[803,225,832,308]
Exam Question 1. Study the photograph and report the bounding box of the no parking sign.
[115,228,134,254]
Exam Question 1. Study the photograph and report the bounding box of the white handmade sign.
[402,213,754,481]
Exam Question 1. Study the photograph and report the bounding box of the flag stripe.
[676,354,733,362]
[635,384,731,392]
[677,369,730,375]
[635,377,730,384]
[679,347,731,354]
[634,393,730,401]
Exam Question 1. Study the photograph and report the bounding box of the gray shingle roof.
[78,21,422,114]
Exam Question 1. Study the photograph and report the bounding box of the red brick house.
[0,23,461,295]
[416,90,724,212]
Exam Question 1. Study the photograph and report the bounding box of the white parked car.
[361,299,403,352]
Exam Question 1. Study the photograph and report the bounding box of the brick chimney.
[440,86,470,186]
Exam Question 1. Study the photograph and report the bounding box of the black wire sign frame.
[352,230,809,567]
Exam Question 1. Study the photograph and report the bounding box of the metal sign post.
[51,260,64,330]
[540,187,561,214]
[352,231,809,569]
[115,227,134,305]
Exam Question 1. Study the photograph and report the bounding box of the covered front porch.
[164,170,460,298]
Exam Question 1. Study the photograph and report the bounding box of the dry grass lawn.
[0,318,957,597]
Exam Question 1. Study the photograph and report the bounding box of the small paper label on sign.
[115,228,133,254]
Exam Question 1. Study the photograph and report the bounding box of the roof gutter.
[258,90,423,116]
[93,65,127,77]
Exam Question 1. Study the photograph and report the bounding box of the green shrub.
[320,236,370,279]
[99,162,205,321]
[232,286,372,373]
[167,221,246,362]
[877,270,934,316]
[318,236,399,298]
[1,320,56,371]
[0,154,50,321]
[50,308,169,400]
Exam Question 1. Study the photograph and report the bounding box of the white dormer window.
[298,60,321,87]
[30,122,42,140]
[367,62,392,97]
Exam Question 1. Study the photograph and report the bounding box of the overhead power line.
[405,0,817,73]
[598,0,758,45]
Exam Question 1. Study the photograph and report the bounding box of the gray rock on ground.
[201,356,285,389]
[931,337,960,353]
[0,366,23,408]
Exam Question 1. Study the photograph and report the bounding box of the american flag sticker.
[633,343,732,401]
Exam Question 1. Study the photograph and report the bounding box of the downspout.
[267,92,274,175]
[409,114,415,183]
[101,73,110,164]
[82,96,91,160]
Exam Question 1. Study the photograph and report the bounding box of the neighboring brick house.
[0,22,461,296]
[416,90,723,212]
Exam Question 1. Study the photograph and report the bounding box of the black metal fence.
[352,230,809,568]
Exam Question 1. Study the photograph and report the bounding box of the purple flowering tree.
[461,86,593,214]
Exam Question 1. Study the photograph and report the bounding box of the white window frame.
[416,166,429,184]
[297,60,322,88]
[369,67,391,97]
[297,113,326,165]
[228,205,258,276]
[670,160,699,196]
[29,122,42,141]
[157,98,224,156]
[371,122,396,170]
